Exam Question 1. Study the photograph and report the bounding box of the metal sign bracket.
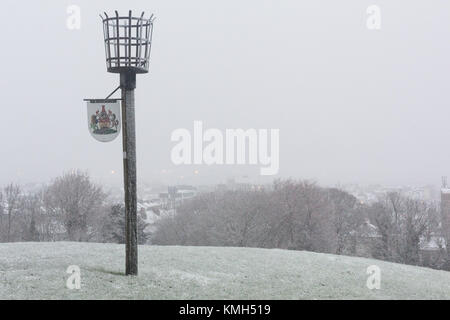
[83,85,123,102]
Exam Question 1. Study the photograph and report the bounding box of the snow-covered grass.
[0,242,449,299]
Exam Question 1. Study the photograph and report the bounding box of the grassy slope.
[0,242,449,299]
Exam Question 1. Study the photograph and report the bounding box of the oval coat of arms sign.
[86,99,121,143]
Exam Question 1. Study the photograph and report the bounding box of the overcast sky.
[0,0,449,188]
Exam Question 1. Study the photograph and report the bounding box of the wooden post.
[121,71,138,276]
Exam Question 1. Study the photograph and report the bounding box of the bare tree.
[327,188,365,255]
[262,180,305,249]
[44,171,106,241]
[263,180,332,252]
[399,198,436,265]
[4,184,21,242]
[18,193,43,242]
[208,190,267,247]
[369,192,436,265]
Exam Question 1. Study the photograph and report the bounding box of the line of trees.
[152,180,448,270]
[1,174,447,270]
[0,171,147,244]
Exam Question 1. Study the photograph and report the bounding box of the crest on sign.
[86,99,121,142]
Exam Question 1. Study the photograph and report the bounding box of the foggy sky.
[1,0,449,188]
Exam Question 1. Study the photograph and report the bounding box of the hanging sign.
[86,99,121,143]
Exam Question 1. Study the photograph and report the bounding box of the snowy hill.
[0,242,449,299]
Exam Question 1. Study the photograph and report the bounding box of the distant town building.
[159,185,197,210]
[441,177,450,264]
[419,234,446,267]
[341,183,438,205]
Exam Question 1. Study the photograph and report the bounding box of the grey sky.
[1,0,449,187]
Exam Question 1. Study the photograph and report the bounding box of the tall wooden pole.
[121,71,138,276]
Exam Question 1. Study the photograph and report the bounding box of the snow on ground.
[0,242,449,299]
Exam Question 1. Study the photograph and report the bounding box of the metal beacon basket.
[100,11,155,74]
